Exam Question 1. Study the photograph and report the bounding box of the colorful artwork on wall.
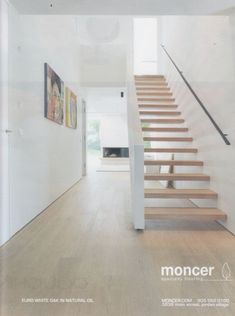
[65,87,77,129]
[44,63,64,125]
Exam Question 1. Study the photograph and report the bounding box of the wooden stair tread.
[136,87,170,91]
[135,75,165,79]
[144,160,203,166]
[144,188,217,199]
[144,137,193,142]
[137,92,172,96]
[135,74,165,77]
[142,127,188,132]
[144,207,227,220]
[135,82,168,86]
[135,78,166,82]
[135,79,166,83]
[136,78,166,80]
[139,104,178,108]
[141,118,185,123]
[144,173,210,181]
[138,98,175,102]
[140,111,181,116]
[144,148,198,153]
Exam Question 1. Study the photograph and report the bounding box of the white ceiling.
[9,0,235,15]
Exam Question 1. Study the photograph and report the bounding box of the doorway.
[87,114,101,172]
[85,87,128,173]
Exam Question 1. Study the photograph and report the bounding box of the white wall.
[4,8,83,241]
[134,18,158,75]
[0,0,10,245]
[159,15,235,234]
[85,87,128,149]
[100,115,128,149]
[77,16,132,87]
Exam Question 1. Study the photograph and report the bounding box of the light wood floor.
[0,171,235,316]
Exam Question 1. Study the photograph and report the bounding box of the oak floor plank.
[0,171,234,316]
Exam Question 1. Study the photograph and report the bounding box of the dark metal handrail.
[161,44,230,145]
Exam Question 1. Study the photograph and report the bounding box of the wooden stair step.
[144,160,203,166]
[144,207,226,220]
[137,92,172,96]
[135,79,167,86]
[142,127,188,132]
[141,118,185,124]
[136,87,170,91]
[135,82,168,86]
[135,75,165,78]
[139,104,178,109]
[144,173,210,181]
[143,137,193,142]
[144,148,198,153]
[144,189,217,199]
[138,98,175,102]
[135,78,166,82]
[140,111,181,116]
[135,75,165,79]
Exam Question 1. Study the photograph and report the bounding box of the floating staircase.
[135,75,227,222]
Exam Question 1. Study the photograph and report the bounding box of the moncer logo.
[161,266,215,277]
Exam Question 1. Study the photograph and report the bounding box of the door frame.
[81,98,87,177]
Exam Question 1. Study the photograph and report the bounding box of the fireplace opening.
[103,147,129,158]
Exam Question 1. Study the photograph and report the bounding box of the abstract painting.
[44,63,64,125]
[65,87,77,129]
